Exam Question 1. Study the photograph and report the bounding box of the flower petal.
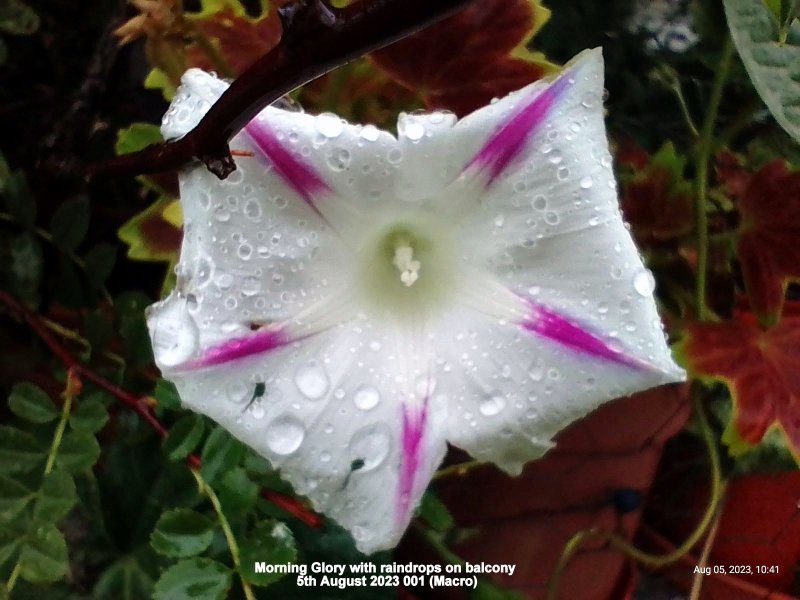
[148,305,446,553]
[434,305,681,475]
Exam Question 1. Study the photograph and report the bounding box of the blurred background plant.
[1,0,799,599]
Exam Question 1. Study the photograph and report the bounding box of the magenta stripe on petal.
[467,71,574,184]
[522,301,647,370]
[245,121,331,207]
[397,401,428,523]
[180,327,291,370]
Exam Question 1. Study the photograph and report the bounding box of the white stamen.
[393,244,421,287]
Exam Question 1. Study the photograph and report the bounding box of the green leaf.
[93,556,154,600]
[150,508,215,558]
[0,524,22,567]
[33,470,77,522]
[0,425,44,473]
[19,521,68,584]
[82,310,114,352]
[9,232,43,297]
[152,558,232,600]
[8,382,59,424]
[50,196,90,251]
[0,0,39,35]
[218,468,258,518]
[724,0,800,143]
[200,427,245,485]
[55,431,100,473]
[154,379,182,410]
[1,171,36,226]
[239,521,298,587]
[69,396,109,433]
[115,291,154,367]
[115,123,163,155]
[83,244,117,289]
[163,414,205,461]
[418,492,454,532]
[0,474,32,521]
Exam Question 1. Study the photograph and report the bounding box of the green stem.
[693,38,735,321]
[414,523,464,567]
[545,392,726,600]
[192,469,256,600]
[671,78,700,140]
[5,562,21,594]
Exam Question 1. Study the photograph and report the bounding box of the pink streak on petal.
[466,72,574,184]
[180,327,292,370]
[522,300,648,370]
[245,120,332,209]
[397,401,428,524]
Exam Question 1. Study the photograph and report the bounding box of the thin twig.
[87,0,477,179]
[689,496,726,600]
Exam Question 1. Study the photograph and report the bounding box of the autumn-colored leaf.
[186,0,285,76]
[370,0,557,116]
[298,59,422,130]
[118,197,182,264]
[619,142,694,245]
[682,310,800,458]
[735,160,800,321]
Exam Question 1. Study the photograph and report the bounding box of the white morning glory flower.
[147,48,685,554]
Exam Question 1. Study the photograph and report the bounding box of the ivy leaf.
[371,0,557,116]
[152,558,232,600]
[239,521,297,587]
[8,382,59,424]
[681,310,800,457]
[162,414,205,461]
[150,508,215,558]
[200,427,245,485]
[93,556,154,600]
[118,197,182,264]
[0,425,45,473]
[50,196,90,251]
[55,431,100,474]
[735,161,800,321]
[33,469,77,522]
[724,0,800,143]
[0,474,33,521]
[115,122,163,156]
[69,395,109,433]
[18,521,69,584]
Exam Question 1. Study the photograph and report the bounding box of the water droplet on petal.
[150,300,199,367]
[265,415,305,455]
[532,196,547,210]
[242,275,261,296]
[353,385,381,411]
[633,269,656,296]
[360,125,380,142]
[580,175,593,189]
[315,112,344,138]
[327,148,351,171]
[348,424,392,472]
[387,148,403,164]
[294,362,329,400]
[479,395,506,417]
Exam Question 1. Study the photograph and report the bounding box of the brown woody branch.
[87,0,477,179]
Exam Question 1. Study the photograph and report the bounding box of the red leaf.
[736,161,800,320]
[370,0,557,116]
[683,311,800,456]
[186,0,285,76]
[619,142,694,245]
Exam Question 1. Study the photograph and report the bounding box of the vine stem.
[545,391,725,600]
[0,290,321,527]
[432,460,485,481]
[86,0,478,179]
[693,37,735,321]
[192,469,257,600]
